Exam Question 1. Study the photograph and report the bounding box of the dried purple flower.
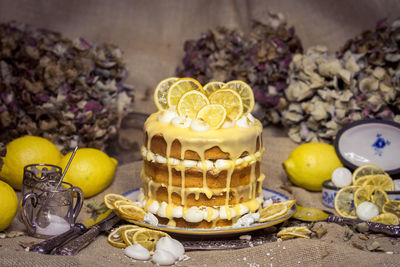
[0,21,135,153]
[176,13,302,124]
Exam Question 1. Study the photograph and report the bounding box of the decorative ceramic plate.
[123,188,295,236]
[335,119,400,175]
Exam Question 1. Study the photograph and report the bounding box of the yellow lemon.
[283,142,343,191]
[0,180,18,231]
[59,148,118,198]
[0,136,62,190]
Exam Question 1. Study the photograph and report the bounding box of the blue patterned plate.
[335,119,400,176]
[123,188,295,236]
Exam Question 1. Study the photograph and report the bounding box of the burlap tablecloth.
[1,133,400,267]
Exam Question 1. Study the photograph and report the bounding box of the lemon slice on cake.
[225,80,255,115]
[208,88,243,120]
[154,77,179,110]
[177,90,209,119]
[204,81,225,96]
[196,104,227,129]
[167,77,204,107]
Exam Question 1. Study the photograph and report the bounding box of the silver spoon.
[35,146,78,229]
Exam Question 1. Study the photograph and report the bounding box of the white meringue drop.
[143,212,158,226]
[155,237,185,259]
[171,115,191,128]
[124,244,151,261]
[190,118,210,132]
[152,249,176,266]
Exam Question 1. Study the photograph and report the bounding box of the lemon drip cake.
[138,78,265,228]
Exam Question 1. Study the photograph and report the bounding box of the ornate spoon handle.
[327,215,400,236]
[30,223,86,254]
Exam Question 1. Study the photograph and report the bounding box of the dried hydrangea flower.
[0,22,134,152]
[281,18,400,143]
[176,13,302,124]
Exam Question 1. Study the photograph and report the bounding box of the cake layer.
[143,160,261,188]
[141,171,265,207]
[144,112,263,161]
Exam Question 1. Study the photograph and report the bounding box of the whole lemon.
[59,148,118,198]
[0,180,18,231]
[0,136,63,190]
[283,142,343,191]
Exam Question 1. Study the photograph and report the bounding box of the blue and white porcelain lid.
[335,119,400,175]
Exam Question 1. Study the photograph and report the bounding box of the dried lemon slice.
[383,200,400,218]
[133,229,170,252]
[167,77,203,107]
[208,88,243,120]
[360,175,394,191]
[225,80,255,115]
[104,193,133,210]
[154,77,179,110]
[277,226,311,240]
[334,186,359,219]
[259,202,289,223]
[122,227,145,246]
[352,164,387,185]
[204,81,225,96]
[280,199,296,209]
[196,104,227,129]
[107,225,140,248]
[177,90,209,119]
[113,199,135,210]
[370,213,399,225]
[117,203,147,221]
[354,185,389,211]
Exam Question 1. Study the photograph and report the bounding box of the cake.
[138,78,265,228]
